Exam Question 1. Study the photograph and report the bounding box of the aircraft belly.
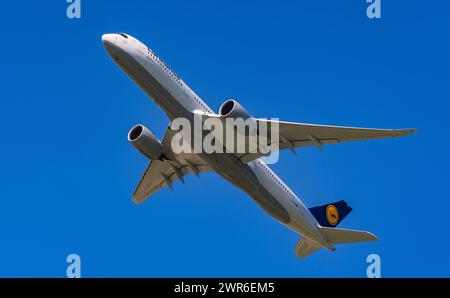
[202,154,291,224]
[110,46,194,119]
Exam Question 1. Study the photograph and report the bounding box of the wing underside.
[294,236,322,259]
[132,127,211,204]
[132,159,211,204]
[238,119,416,163]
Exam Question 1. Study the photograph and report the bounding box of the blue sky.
[0,0,449,277]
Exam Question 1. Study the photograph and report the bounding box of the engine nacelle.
[219,99,256,136]
[219,99,252,120]
[128,124,163,160]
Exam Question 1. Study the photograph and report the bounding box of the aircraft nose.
[101,33,116,48]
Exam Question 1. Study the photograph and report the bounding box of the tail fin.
[308,200,352,228]
[318,227,379,244]
[294,200,378,259]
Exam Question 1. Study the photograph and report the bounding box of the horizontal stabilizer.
[318,227,379,244]
[294,237,322,259]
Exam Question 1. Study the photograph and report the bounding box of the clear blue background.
[0,0,448,277]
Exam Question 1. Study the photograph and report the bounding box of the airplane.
[102,33,415,258]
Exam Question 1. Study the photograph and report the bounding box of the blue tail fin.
[308,200,352,228]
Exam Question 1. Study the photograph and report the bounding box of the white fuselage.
[102,33,333,250]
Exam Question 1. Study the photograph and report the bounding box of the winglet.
[393,128,417,137]
[132,196,143,205]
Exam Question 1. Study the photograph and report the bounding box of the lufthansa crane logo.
[326,205,339,226]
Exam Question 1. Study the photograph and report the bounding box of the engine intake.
[219,99,252,120]
[128,124,163,160]
[219,99,256,136]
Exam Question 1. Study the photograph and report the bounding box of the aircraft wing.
[238,119,416,163]
[132,128,212,204]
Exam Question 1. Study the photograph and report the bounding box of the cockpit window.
[119,33,128,39]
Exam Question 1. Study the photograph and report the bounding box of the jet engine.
[219,99,252,121]
[128,124,163,160]
[219,99,256,136]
